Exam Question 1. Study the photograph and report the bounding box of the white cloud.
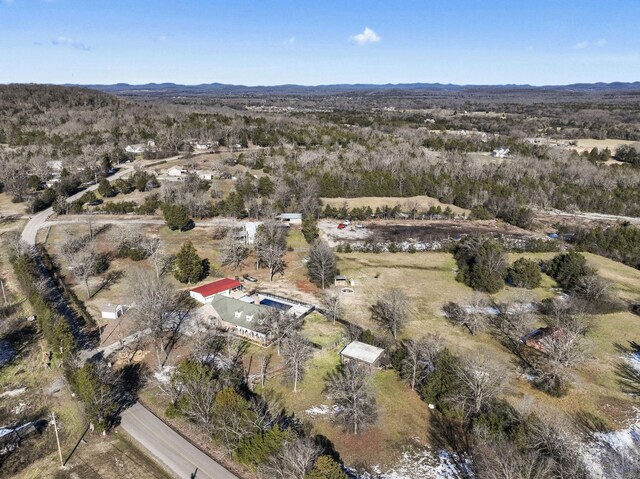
[51,36,91,51]
[283,36,296,46]
[574,38,607,49]
[350,27,380,45]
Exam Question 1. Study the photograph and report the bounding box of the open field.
[567,138,639,154]
[320,196,469,215]
[335,251,639,428]
[0,193,26,217]
[264,345,432,469]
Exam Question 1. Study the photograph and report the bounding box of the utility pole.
[52,412,64,467]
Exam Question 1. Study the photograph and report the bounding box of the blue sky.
[1,0,638,85]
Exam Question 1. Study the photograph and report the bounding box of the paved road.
[21,164,136,245]
[120,403,240,479]
[20,155,242,479]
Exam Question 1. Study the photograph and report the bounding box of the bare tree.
[259,435,320,479]
[370,288,410,339]
[526,415,591,479]
[71,246,98,298]
[474,436,552,479]
[281,333,313,393]
[128,268,178,370]
[325,362,377,435]
[443,293,491,335]
[3,231,34,258]
[320,291,344,324]
[257,241,286,281]
[307,240,337,289]
[256,309,302,355]
[220,231,249,270]
[452,357,505,417]
[259,353,272,388]
[140,238,169,278]
[401,334,443,390]
[574,274,612,304]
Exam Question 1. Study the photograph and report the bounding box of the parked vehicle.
[337,223,346,229]
[243,275,258,282]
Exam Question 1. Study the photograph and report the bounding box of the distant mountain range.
[75,81,640,97]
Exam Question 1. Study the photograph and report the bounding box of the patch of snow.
[581,408,640,478]
[153,366,175,384]
[628,352,640,373]
[0,387,26,398]
[305,404,343,416]
[11,402,27,415]
[348,445,470,479]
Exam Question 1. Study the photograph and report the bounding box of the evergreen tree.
[302,215,320,244]
[507,258,542,289]
[97,178,116,197]
[162,204,192,231]
[174,241,207,284]
[305,455,348,479]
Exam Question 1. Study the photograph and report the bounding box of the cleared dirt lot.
[319,218,542,247]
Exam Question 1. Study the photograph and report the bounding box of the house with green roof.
[205,295,270,343]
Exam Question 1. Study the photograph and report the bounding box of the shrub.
[162,204,192,231]
[454,237,507,293]
[305,455,348,479]
[507,258,542,289]
[235,425,290,469]
[544,251,593,290]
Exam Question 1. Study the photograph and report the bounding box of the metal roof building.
[340,341,385,368]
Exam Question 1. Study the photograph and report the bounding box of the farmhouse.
[206,295,269,343]
[520,327,566,353]
[167,166,186,177]
[491,147,510,158]
[125,140,155,154]
[101,304,124,320]
[276,213,302,225]
[190,278,242,304]
[340,341,385,369]
[197,170,214,181]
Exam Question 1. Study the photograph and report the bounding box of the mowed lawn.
[336,251,640,427]
[264,346,431,468]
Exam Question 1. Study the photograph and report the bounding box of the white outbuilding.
[101,304,124,320]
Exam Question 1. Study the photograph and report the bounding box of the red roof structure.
[190,278,241,299]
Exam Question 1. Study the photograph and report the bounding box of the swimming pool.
[260,297,293,312]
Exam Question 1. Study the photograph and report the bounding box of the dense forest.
[3,84,640,221]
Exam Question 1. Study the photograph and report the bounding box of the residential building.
[276,213,302,225]
[167,166,185,177]
[206,295,269,343]
[190,278,243,304]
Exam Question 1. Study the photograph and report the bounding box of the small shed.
[340,341,385,369]
[276,213,302,225]
[334,275,348,286]
[101,304,124,320]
